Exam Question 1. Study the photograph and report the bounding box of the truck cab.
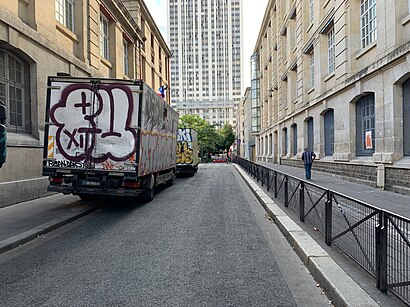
[0,100,6,168]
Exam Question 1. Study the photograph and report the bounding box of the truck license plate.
[80,180,100,187]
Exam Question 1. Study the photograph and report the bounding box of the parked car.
[212,156,226,163]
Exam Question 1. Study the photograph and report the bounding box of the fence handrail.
[236,157,410,305]
[248,158,410,221]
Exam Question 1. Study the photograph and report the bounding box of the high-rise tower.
[168,0,242,128]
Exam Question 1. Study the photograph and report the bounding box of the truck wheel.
[166,172,176,186]
[142,187,154,202]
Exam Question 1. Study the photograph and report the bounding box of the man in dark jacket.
[301,147,316,180]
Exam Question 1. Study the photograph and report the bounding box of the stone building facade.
[0,0,171,207]
[249,0,410,194]
[237,87,256,161]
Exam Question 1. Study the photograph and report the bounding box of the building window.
[403,79,410,156]
[360,0,377,49]
[327,27,335,74]
[283,128,288,156]
[55,0,74,31]
[282,35,287,62]
[251,53,260,133]
[292,124,297,156]
[100,14,109,60]
[0,49,29,131]
[151,67,155,90]
[356,94,375,156]
[123,40,129,76]
[324,109,334,156]
[307,117,314,151]
[310,51,315,88]
[265,135,268,155]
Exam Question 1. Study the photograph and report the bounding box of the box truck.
[176,128,198,175]
[42,76,178,201]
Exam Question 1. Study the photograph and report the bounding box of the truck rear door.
[44,77,141,174]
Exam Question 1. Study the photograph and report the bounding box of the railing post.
[274,172,278,198]
[284,176,288,207]
[299,182,305,222]
[325,190,332,246]
[261,167,264,187]
[376,211,388,293]
[266,169,270,191]
[256,166,259,182]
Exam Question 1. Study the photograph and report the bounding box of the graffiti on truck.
[177,128,193,142]
[49,83,137,164]
[176,128,196,165]
[47,160,84,168]
[138,88,177,176]
[101,155,136,170]
[176,141,193,164]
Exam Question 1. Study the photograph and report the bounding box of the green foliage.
[217,123,236,151]
[178,115,236,160]
[178,114,219,153]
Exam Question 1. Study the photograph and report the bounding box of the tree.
[217,123,236,153]
[178,114,219,160]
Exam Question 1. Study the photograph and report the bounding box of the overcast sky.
[143,0,269,91]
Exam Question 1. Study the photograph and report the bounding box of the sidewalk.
[259,162,410,218]
[0,194,99,254]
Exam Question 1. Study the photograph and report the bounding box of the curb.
[0,205,100,255]
[234,164,380,307]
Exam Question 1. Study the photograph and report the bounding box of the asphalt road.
[0,164,329,306]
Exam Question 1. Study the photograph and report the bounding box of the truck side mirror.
[0,100,6,123]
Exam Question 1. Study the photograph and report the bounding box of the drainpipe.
[87,0,91,68]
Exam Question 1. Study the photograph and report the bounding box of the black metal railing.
[237,157,410,305]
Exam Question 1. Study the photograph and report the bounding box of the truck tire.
[142,174,155,202]
[166,172,176,186]
[142,187,154,202]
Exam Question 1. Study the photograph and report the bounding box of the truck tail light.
[49,177,63,183]
[123,180,141,188]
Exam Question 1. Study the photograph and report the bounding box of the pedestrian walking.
[301,147,316,180]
